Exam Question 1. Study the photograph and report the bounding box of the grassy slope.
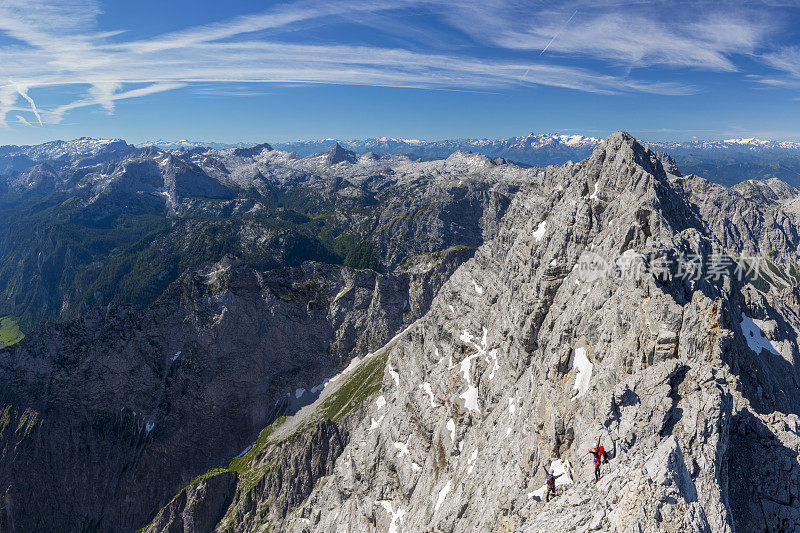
[0,316,23,347]
[142,347,391,531]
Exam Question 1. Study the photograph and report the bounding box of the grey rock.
[144,470,238,533]
[0,251,466,531]
[258,132,800,533]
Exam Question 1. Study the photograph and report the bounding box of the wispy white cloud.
[761,47,800,79]
[43,82,187,124]
[747,44,800,90]
[15,85,43,126]
[0,85,20,128]
[15,115,33,127]
[443,1,772,71]
[191,86,273,97]
[0,0,787,128]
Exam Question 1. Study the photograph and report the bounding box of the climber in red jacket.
[588,438,607,482]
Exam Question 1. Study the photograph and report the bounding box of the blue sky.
[2,0,800,144]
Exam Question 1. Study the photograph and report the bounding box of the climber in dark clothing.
[545,467,556,502]
[589,447,602,481]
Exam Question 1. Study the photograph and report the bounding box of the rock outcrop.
[163,132,800,532]
[0,249,468,531]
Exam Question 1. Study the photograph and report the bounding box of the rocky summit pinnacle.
[269,132,800,532]
[3,131,800,532]
[325,142,358,165]
[232,142,273,157]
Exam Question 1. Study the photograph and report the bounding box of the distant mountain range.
[139,134,800,186]
[141,134,800,159]
[140,139,253,151]
[270,134,599,167]
[0,138,526,332]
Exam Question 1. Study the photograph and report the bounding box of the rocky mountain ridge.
[270,134,800,170]
[0,245,474,531]
[146,134,800,156]
[3,132,800,531]
[133,132,800,532]
[137,133,800,187]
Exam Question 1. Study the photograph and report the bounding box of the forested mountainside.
[0,140,521,332]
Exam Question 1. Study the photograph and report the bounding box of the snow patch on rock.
[419,382,439,408]
[589,181,600,200]
[435,480,452,512]
[368,415,384,432]
[472,279,484,295]
[375,395,386,409]
[551,458,573,486]
[233,443,253,459]
[460,385,480,414]
[310,379,329,393]
[388,363,400,387]
[568,347,593,400]
[467,448,479,474]
[394,437,410,458]
[378,500,405,533]
[527,484,548,500]
[740,313,781,356]
[532,220,547,242]
[446,419,456,443]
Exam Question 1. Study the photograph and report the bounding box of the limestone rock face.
[228,132,800,532]
[732,177,800,205]
[671,174,800,260]
[145,470,239,533]
[0,251,467,532]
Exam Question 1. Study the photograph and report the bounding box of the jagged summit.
[573,131,677,196]
[195,128,800,532]
[443,149,500,170]
[325,142,357,165]
[232,142,273,157]
[733,177,800,204]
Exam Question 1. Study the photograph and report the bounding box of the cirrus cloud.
[0,0,790,128]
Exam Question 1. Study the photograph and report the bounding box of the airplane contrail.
[540,9,578,55]
[15,86,43,126]
[522,9,579,82]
